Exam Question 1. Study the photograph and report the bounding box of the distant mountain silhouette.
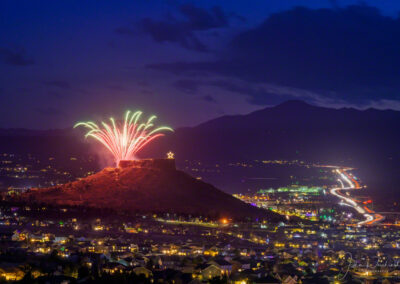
[22,161,284,221]
[1,100,400,166]
[141,100,400,167]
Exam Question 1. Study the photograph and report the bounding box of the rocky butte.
[23,158,284,221]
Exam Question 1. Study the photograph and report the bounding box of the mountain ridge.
[1,99,400,168]
[1,100,399,134]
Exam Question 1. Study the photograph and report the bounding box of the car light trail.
[330,169,383,226]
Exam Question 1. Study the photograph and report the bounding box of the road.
[330,169,383,226]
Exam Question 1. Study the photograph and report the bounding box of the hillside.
[22,160,284,221]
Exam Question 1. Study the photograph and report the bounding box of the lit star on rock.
[167,151,175,159]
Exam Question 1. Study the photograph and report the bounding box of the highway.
[330,169,383,226]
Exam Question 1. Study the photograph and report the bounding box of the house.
[102,262,126,274]
[231,258,251,272]
[208,259,233,274]
[53,236,68,244]
[0,266,25,281]
[200,264,222,280]
[34,275,76,284]
[281,275,298,284]
[253,274,280,284]
[132,266,153,278]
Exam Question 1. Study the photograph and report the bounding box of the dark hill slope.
[23,165,283,221]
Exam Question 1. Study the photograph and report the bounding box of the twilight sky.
[1,0,400,129]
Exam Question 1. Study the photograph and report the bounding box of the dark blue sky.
[1,0,400,129]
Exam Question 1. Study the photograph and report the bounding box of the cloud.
[207,80,276,105]
[137,81,149,87]
[43,81,71,90]
[114,26,136,37]
[364,99,400,111]
[46,91,65,100]
[202,95,217,103]
[116,4,234,52]
[173,79,199,93]
[140,89,153,95]
[149,5,400,105]
[35,107,65,116]
[172,78,321,105]
[178,4,229,30]
[0,47,34,66]
[105,85,125,91]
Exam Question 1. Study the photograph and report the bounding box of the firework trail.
[74,110,173,165]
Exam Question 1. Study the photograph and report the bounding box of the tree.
[78,266,90,279]
[209,275,228,284]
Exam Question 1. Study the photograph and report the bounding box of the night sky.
[2,0,400,129]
